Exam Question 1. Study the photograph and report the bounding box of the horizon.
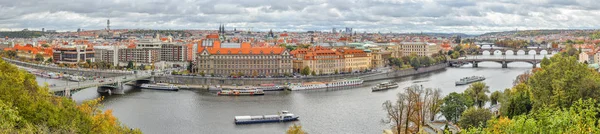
[1,0,600,35]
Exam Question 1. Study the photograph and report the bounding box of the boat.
[140,83,179,91]
[234,111,299,124]
[68,75,86,82]
[371,82,399,92]
[455,76,486,86]
[287,78,363,91]
[218,89,264,96]
[256,84,285,91]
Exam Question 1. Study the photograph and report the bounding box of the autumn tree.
[286,124,305,134]
[34,53,44,62]
[382,92,407,134]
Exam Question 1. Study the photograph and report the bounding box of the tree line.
[387,52,447,70]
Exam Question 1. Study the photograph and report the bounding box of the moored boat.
[371,82,399,92]
[287,78,363,91]
[256,84,285,91]
[234,111,299,124]
[218,89,264,96]
[140,83,179,91]
[455,76,485,86]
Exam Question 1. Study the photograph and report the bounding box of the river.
[34,53,548,134]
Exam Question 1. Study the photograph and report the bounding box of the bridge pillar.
[472,61,478,68]
[502,51,506,55]
[502,61,508,68]
[112,81,125,95]
[533,63,537,68]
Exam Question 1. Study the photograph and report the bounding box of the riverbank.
[153,63,448,86]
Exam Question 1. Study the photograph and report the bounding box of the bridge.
[448,57,542,68]
[478,48,559,55]
[50,73,153,97]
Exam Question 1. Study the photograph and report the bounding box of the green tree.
[311,70,316,76]
[499,83,532,118]
[187,61,193,73]
[334,69,339,74]
[528,54,600,109]
[464,82,489,108]
[126,61,134,69]
[440,92,472,123]
[300,66,310,75]
[458,107,492,129]
[490,91,501,105]
[34,53,44,62]
[409,56,420,69]
[41,44,49,48]
[45,57,53,63]
[286,124,305,134]
[200,71,205,77]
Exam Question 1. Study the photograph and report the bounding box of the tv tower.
[107,19,111,32]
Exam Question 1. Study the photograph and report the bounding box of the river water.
[34,53,548,134]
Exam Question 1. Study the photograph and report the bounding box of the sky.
[1,0,599,34]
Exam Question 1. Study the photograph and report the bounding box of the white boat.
[140,83,179,91]
[218,89,264,96]
[287,78,363,91]
[234,111,299,124]
[455,76,485,86]
[256,84,285,91]
[68,75,86,82]
[371,82,399,92]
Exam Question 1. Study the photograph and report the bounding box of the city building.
[53,45,95,64]
[338,48,371,72]
[196,42,293,77]
[291,46,345,75]
[5,44,53,60]
[94,45,121,66]
[400,42,440,57]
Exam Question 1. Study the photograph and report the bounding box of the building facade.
[291,46,345,75]
[196,42,293,77]
[338,48,371,72]
[53,45,95,64]
[94,45,120,66]
[400,42,440,57]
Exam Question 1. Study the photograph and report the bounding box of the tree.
[441,92,472,123]
[490,91,501,105]
[334,69,339,74]
[382,92,407,134]
[34,54,44,62]
[311,70,316,76]
[187,61,193,73]
[427,88,443,121]
[200,71,205,77]
[45,57,53,63]
[458,107,492,129]
[41,44,49,48]
[300,66,310,76]
[252,71,258,77]
[126,61,134,69]
[409,56,420,69]
[464,82,490,108]
[0,58,140,133]
[237,72,244,77]
[528,54,600,109]
[499,83,532,118]
[286,124,305,134]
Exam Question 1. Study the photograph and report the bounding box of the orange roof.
[198,42,286,55]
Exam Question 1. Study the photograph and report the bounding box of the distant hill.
[396,32,473,37]
[0,31,44,38]
[478,29,600,38]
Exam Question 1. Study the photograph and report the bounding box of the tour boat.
[255,84,285,91]
[68,75,86,82]
[140,83,179,91]
[287,78,363,91]
[234,111,299,124]
[371,82,399,92]
[218,89,264,96]
[455,76,485,86]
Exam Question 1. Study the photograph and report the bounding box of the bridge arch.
[528,50,537,55]
[539,50,549,55]
[505,50,515,55]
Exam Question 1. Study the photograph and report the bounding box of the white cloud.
[0,0,599,34]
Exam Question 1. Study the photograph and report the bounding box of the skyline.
[1,0,600,34]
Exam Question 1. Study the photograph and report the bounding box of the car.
[99,80,105,83]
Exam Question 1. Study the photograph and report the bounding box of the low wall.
[154,63,448,86]
[3,58,132,77]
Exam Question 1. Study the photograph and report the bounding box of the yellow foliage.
[286,124,305,134]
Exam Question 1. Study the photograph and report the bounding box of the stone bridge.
[448,58,541,68]
[478,48,559,55]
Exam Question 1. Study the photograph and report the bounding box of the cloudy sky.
[0,0,599,34]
